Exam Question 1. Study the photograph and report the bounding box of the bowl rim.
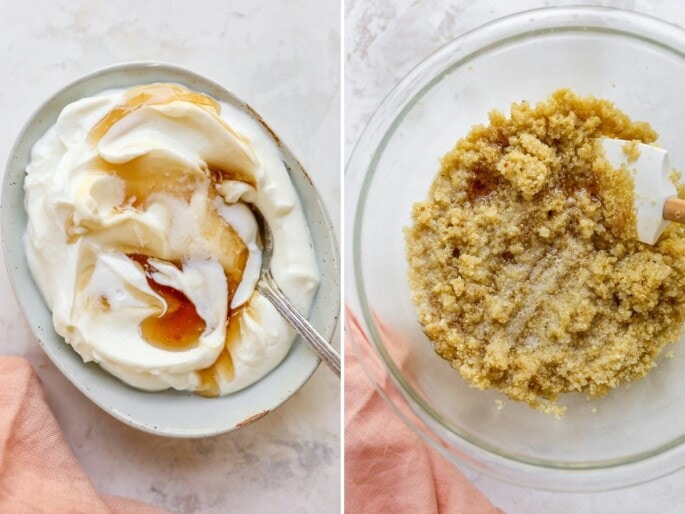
[2,61,340,437]
[347,5,685,489]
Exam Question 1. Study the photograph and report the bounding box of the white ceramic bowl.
[2,62,340,437]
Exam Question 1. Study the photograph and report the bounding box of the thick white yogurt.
[24,84,320,395]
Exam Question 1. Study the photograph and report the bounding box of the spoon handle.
[257,271,341,377]
[664,197,685,223]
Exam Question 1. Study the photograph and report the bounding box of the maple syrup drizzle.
[89,84,220,142]
[128,254,206,352]
[86,85,247,210]
[88,83,257,189]
[196,309,243,397]
[209,165,256,189]
[77,84,261,393]
[96,156,200,208]
[204,186,250,299]
[85,83,252,291]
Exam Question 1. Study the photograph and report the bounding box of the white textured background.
[345,0,685,513]
[0,1,340,513]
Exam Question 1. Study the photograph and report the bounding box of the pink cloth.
[0,356,167,513]
[344,309,501,514]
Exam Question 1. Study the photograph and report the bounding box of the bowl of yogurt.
[2,62,339,436]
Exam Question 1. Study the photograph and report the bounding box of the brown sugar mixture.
[405,89,685,414]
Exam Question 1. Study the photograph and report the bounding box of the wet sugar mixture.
[406,89,685,414]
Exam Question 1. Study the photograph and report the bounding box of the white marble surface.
[0,1,340,513]
[345,0,685,512]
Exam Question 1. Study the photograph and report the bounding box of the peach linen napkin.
[0,356,167,514]
[344,308,501,514]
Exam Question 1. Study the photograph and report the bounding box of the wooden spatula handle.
[664,197,685,223]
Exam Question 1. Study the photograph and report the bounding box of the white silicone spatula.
[602,138,685,245]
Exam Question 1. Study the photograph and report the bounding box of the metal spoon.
[250,206,341,377]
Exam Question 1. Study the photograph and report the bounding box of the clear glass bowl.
[346,6,685,491]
